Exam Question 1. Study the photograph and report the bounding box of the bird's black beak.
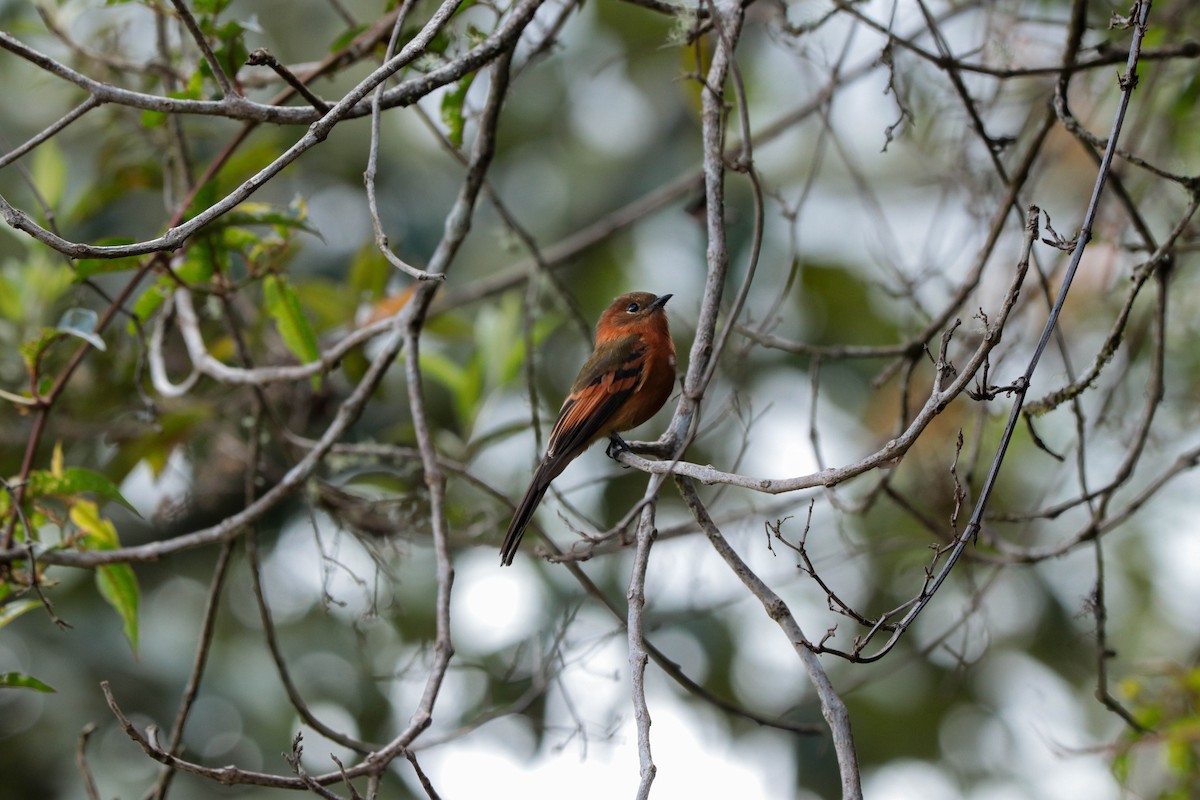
[649,293,672,310]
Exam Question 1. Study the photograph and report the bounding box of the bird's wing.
[545,335,647,463]
[500,335,653,566]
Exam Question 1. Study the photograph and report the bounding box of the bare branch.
[168,0,237,98]
[676,478,862,799]
[364,0,443,281]
[0,0,541,259]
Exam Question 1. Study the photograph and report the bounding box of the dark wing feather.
[500,478,552,566]
[546,336,647,459]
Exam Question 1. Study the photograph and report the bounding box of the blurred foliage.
[0,0,1198,799]
[1115,665,1200,800]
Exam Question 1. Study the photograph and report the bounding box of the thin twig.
[366,42,516,767]
[147,539,238,800]
[0,0,540,260]
[246,529,378,752]
[245,49,330,113]
[627,497,660,800]
[1089,537,1147,732]
[404,750,443,800]
[364,0,442,281]
[75,724,102,800]
[168,0,237,98]
[0,97,99,169]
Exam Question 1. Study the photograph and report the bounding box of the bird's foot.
[606,434,631,462]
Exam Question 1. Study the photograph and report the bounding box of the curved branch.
[617,218,1036,493]
[0,0,543,259]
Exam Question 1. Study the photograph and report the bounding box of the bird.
[500,291,676,566]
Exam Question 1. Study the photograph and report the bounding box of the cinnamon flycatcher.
[500,292,676,565]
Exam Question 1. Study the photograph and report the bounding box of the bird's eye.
[626,302,640,313]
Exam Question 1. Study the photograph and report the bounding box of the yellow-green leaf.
[96,562,139,656]
[440,72,476,149]
[0,600,40,630]
[71,500,140,655]
[71,500,118,548]
[348,245,391,300]
[129,277,173,333]
[32,140,67,210]
[264,274,321,386]
[25,465,137,514]
[51,441,65,478]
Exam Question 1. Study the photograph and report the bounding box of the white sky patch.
[975,652,1121,799]
[1146,505,1200,636]
[295,702,360,774]
[568,68,658,159]
[864,759,962,800]
[306,185,373,253]
[118,447,192,520]
[419,690,791,800]
[454,550,550,653]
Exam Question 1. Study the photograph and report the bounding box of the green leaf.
[193,0,232,15]
[263,274,321,384]
[218,202,319,235]
[71,501,139,655]
[25,467,138,514]
[0,600,40,630]
[216,42,250,87]
[501,316,558,384]
[329,24,369,53]
[348,245,392,301]
[1110,750,1129,784]
[140,108,167,129]
[420,348,480,424]
[96,563,140,656]
[0,673,56,693]
[441,72,476,148]
[419,349,469,399]
[128,278,172,333]
[18,328,60,371]
[71,500,118,548]
[293,279,357,332]
[1165,734,1196,775]
[181,233,223,283]
[0,270,19,321]
[223,226,262,255]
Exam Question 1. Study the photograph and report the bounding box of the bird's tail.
[500,477,551,566]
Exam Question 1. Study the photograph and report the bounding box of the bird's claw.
[606,434,631,461]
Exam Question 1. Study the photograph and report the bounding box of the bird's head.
[595,292,672,341]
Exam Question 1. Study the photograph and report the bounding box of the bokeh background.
[1,0,1198,798]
